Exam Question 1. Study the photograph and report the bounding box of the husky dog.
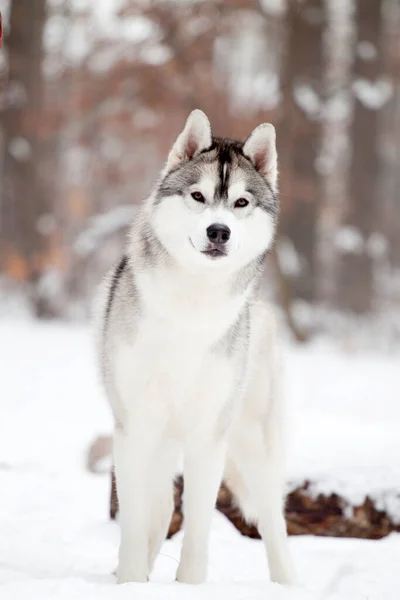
[94,110,295,586]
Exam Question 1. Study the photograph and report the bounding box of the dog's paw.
[176,562,206,585]
[116,567,148,584]
[270,568,298,587]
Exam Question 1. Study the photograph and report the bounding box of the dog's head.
[151,110,278,272]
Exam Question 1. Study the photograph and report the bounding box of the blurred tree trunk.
[0,0,55,316]
[277,0,326,308]
[315,0,354,308]
[381,0,400,268]
[337,0,383,313]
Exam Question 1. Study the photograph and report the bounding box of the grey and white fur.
[94,110,296,586]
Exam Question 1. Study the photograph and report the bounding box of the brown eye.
[191,191,205,203]
[234,198,249,208]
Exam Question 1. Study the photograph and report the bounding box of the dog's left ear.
[166,110,212,171]
[243,124,277,189]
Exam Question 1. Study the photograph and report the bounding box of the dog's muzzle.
[202,223,230,258]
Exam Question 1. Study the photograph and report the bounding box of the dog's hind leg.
[227,418,296,586]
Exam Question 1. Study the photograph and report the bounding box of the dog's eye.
[234,198,249,208]
[191,191,205,203]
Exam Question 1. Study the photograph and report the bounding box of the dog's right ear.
[165,110,212,171]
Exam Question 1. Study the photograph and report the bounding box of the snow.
[334,226,364,254]
[85,0,149,43]
[366,232,388,259]
[36,214,57,236]
[63,147,91,186]
[140,44,173,66]
[323,92,351,122]
[286,339,400,523]
[43,15,68,53]
[259,0,286,17]
[64,0,157,68]
[8,137,32,161]
[213,14,280,113]
[0,320,400,599]
[74,206,137,257]
[37,269,65,309]
[276,237,302,277]
[357,41,378,62]
[64,21,91,64]
[293,84,321,119]
[186,16,213,37]
[119,16,155,44]
[88,46,125,74]
[0,0,11,30]
[252,72,281,111]
[352,78,393,110]
[68,0,92,10]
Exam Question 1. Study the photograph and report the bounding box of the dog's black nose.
[206,223,231,244]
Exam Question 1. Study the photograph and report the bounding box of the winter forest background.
[1,0,399,345]
[1,2,400,597]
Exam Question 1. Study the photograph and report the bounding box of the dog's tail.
[86,435,113,474]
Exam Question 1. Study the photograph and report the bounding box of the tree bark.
[380,0,400,268]
[0,0,53,316]
[278,0,326,305]
[337,0,383,313]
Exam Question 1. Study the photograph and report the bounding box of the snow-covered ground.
[285,340,400,520]
[0,320,399,599]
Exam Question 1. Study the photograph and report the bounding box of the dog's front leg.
[114,423,154,584]
[176,439,226,584]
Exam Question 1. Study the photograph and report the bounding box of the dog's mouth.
[189,238,227,259]
[201,247,227,259]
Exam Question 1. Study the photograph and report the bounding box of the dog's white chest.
[110,268,245,435]
[113,314,236,436]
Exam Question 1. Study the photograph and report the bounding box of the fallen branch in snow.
[107,470,400,541]
[108,468,184,536]
[88,437,399,540]
[285,481,399,539]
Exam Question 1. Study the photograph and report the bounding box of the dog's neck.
[133,263,251,341]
